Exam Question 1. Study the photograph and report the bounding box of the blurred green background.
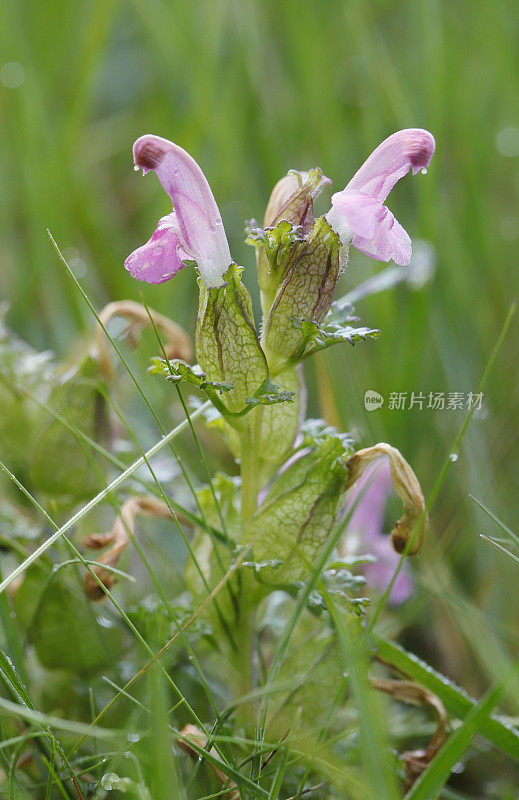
[1,0,518,705]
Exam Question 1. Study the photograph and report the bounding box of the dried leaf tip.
[346,443,428,555]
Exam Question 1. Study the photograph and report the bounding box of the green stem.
[234,412,262,726]
[240,418,261,525]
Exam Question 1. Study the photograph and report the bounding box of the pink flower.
[125,135,232,288]
[342,458,413,605]
[326,129,436,265]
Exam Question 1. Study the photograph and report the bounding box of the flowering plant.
[2,125,516,799]
[82,128,439,791]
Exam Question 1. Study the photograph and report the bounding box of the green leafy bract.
[197,472,242,543]
[184,474,242,633]
[242,432,353,585]
[256,366,303,484]
[247,219,305,270]
[195,264,268,414]
[248,219,305,311]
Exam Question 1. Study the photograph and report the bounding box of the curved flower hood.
[326,129,436,265]
[125,135,232,288]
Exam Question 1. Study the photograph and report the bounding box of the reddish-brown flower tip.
[405,132,436,173]
[133,135,166,171]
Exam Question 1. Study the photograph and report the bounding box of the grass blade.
[375,635,519,761]
[0,402,210,595]
[480,534,519,566]
[325,589,400,800]
[404,657,519,800]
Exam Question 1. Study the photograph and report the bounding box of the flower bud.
[264,168,331,231]
[258,168,331,316]
[261,217,342,371]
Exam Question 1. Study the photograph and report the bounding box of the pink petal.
[352,204,412,265]
[346,460,392,529]
[330,191,412,265]
[124,213,186,284]
[346,128,436,203]
[364,556,414,605]
[329,191,381,240]
[132,134,232,288]
[344,459,414,606]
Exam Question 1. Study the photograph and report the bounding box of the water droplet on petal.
[133,164,140,172]
[421,168,428,175]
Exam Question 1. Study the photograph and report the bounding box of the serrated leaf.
[324,566,368,592]
[244,377,295,409]
[289,315,380,360]
[301,417,354,450]
[149,358,234,394]
[242,558,284,572]
[307,588,369,616]
[247,219,305,264]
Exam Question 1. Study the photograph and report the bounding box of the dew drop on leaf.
[101,772,120,790]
